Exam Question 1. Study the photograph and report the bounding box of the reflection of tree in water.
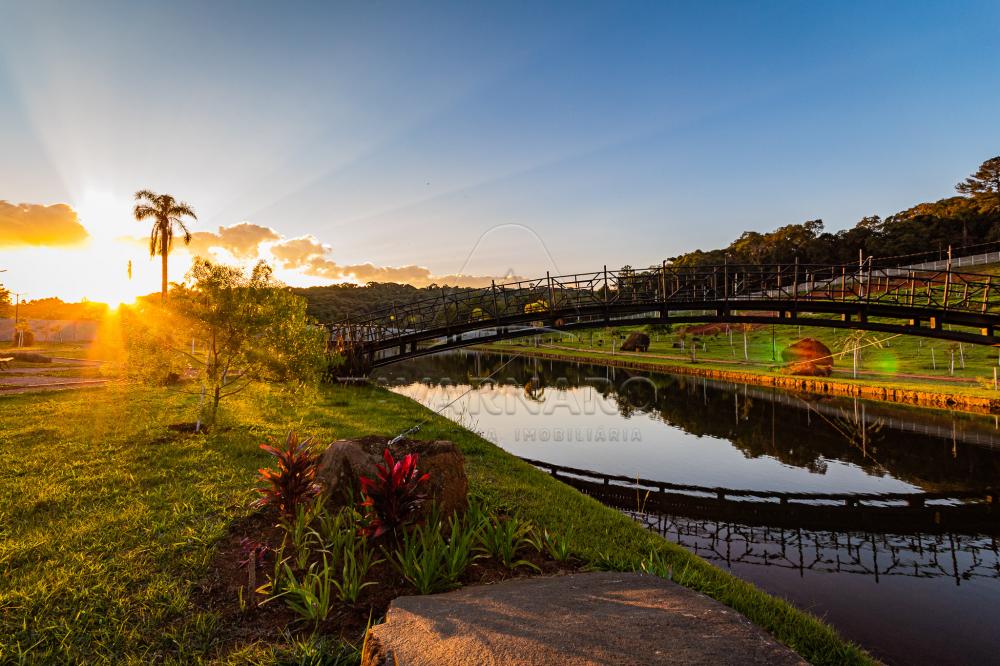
[522,378,545,402]
[388,352,1000,491]
[819,399,888,475]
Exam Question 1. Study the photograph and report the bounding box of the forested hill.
[292,282,473,324]
[669,156,1000,268]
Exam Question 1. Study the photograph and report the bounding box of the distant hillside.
[6,297,109,321]
[669,155,1000,268]
[292,282,474,323]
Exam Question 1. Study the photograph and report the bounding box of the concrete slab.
[364,571,805,666]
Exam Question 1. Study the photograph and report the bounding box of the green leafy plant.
[442,512,483,584]
[359,448,429,538]
[388,505,484,594]
[639,549,673,580]
[331,539,381,604]
[277,553,336,627]
[390,519,450,594]
[254,431,322,519]
[280,501,322,570]
[586,550,630,572]
[311,502,360,567]
[477,514,540,572]
[540,529,572,563]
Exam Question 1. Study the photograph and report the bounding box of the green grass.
[0,383,873,665]
[486,321,1000,400]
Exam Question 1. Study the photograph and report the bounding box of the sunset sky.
[2,1,999,304]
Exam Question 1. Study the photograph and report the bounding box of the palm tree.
[133,190,197,302]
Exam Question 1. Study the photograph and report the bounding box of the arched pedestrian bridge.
[327,262,1000,370]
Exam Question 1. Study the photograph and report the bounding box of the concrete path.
[364,572,805,666]
[0,358,108,395]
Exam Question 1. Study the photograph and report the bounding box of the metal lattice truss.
[326,262,1000,367]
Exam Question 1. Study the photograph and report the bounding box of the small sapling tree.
[122,258,326,422]
[172,259,327,419]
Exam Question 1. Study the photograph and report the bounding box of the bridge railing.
[327,263,1000,352]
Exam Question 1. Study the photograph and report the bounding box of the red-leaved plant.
[358,448,430,538]
[253,431,322,518]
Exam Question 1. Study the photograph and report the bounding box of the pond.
[379,350,1000,665]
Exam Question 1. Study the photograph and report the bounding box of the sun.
[71,189,146,306]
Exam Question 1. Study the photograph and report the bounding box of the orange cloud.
[124,222,513,288]
[0,201,89,247]
[269,235,505,287]
[187,222,280,259]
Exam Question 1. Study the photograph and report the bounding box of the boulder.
[781,338,833,376]
[362,572,806,666]
[315,436,468,518]
[620,332,650,352]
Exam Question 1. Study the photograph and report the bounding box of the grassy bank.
[0,383,872,664]
[478,321,1000,413]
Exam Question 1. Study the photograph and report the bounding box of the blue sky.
[1,1,999,300]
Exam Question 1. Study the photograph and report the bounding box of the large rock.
[620,332,650,352]
[315,436,468,518]
[781,338,833,376]
[362,572,806,666]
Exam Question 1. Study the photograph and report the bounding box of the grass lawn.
[486,320,1000,401]
[0,383,872,665]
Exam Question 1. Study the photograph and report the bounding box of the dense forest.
[668,155,1000,268]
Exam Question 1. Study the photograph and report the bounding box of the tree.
[172,259,327,419]
[956,156,1000,214]
[0,282,9,317]
[133,189,198,302]
[838,330,884,379]
[123,259,327,422]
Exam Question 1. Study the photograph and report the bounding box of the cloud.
[0,201,89,247]
[125,222,512,288]
[269,236,329,269]
[186,222,280,259]
[269,235,505,287]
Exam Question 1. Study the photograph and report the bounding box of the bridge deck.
[326,262,1000,368]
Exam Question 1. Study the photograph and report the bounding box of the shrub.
[358,448,429,538]
[254,431,322,519]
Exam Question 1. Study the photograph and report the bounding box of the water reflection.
[386,351,1000,665]
[633,512,1000,585]
[385,351,1000,494]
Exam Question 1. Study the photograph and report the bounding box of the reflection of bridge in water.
[523,458,1000,583]
[628,511,1000,584]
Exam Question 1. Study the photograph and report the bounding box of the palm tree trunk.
[161,230,169,303]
